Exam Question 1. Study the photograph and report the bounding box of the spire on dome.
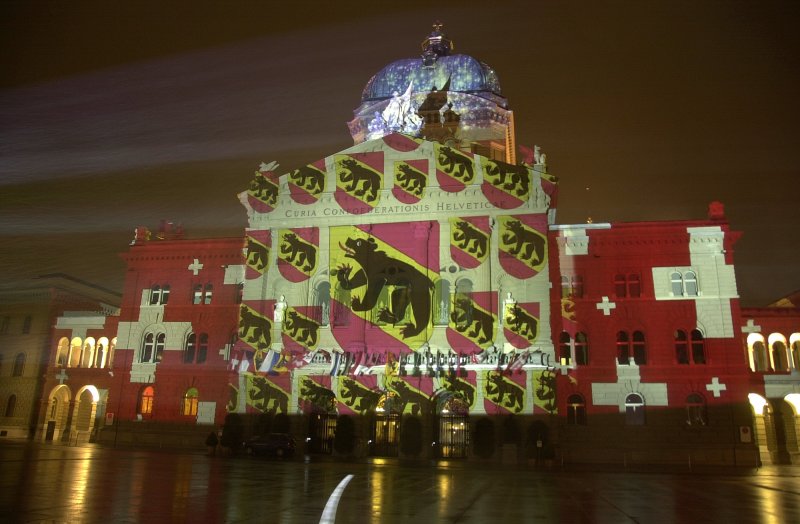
[421,21,454,67]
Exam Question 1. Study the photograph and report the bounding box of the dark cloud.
[1,1,798,305]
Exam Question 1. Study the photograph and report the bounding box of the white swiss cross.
[55,369,69,384]
[706,377,727,398]
[596,296,616,316]
[188,258,204,275]
[741,319,761,334]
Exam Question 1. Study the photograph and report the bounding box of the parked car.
[244,433,296,458]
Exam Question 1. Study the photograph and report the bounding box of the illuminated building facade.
[30,26,800,465]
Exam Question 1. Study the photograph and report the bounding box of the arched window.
[193,284,203,305]
[186,333,208,364]
[203,284,213,305]
[140,386,154,415]
[81,338,96,368]
[197,334,208,364]
[675,330,689,364]
[567,394,586,425]
[632,331,647,365]
[686,393,707,426]
[625,393,645,425]
[22,315,32,334]
[5,394,16,417]
[183,388,199,416]
[434,279,451,325]
[616,331,630,365]
[161,285,170,304]
[752,339,768,372]
[558,332,571,366]
[691,329,706,364]
[792,339,800,371]
[108,337,117,368]
[314,281,331,326]
[670,272,683,296]
[575,332,589,365]
[55,337,69,367]
[684,271,698,297]
[12,353,25,377]
[184,333,196,363]
[154,333,165,362]
[771,339,789,372]
[453,279,474,327]
[141,333,154,362]
[96,337,109,368]
[68,337,82,368]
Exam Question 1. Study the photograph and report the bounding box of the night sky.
[1,1,798,306]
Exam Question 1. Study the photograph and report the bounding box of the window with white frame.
[670,270,699,297]
[141,332,165,363]
[770,338,789,372]
[149,285,170,305]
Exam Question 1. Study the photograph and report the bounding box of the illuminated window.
[691,329,706,364]
[625,393,645,425]
[675,330,689,364]
[616,331,630,365]
[140,386,154,415]
[686,393,707,426]
[792,339,800,370]
[575,332,589,365]
[632,331,647,365]
[55,337,70,367]
[558,332,571,366]
[566,394,586,425]
[752,340,768,372]
[183,388,199,416]
[12,353,25,377]
[771,339,789,372]
[5,394,16,417]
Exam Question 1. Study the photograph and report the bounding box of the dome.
[361,54,502,102]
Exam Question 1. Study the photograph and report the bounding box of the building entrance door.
[307,413,336,454]
[371,414,399,456]
[439,414,469,458]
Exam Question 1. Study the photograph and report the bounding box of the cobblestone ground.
[1,441,799,523]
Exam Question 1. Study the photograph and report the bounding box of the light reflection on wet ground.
[1,442,799,523]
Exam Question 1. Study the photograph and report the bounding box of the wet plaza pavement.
[1,441,799,523]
